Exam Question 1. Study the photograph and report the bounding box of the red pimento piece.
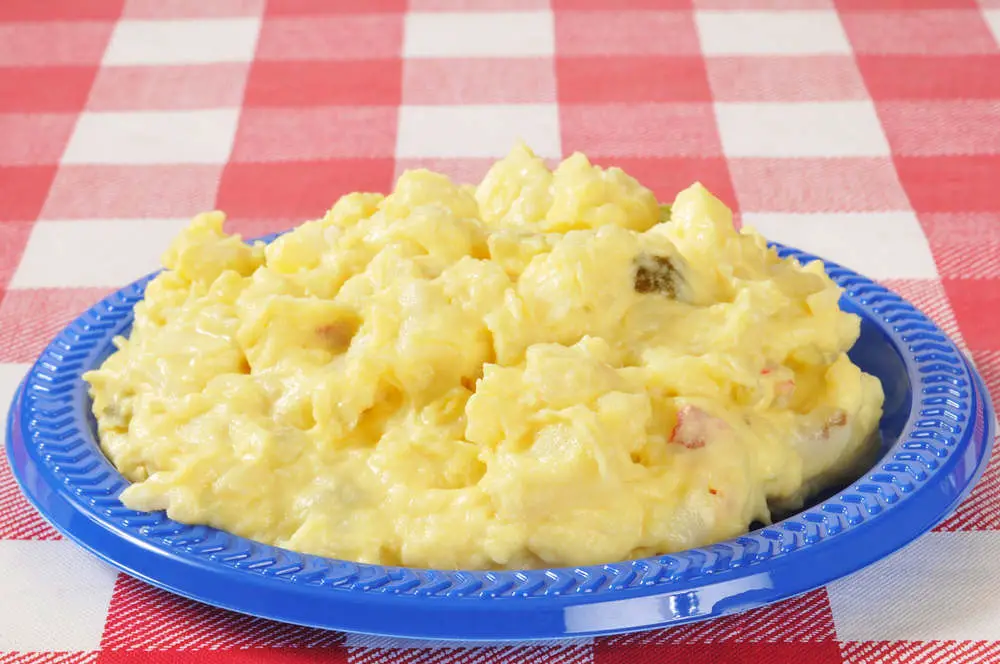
[709,487,719,495]
[670,427,705,449]
[669,405,725,449]
[820,409,849,439]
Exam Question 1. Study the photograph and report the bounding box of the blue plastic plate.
[5,243,995,641]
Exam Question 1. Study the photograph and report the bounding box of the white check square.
[396,104,561,159]
[11,219,190,289]
[714,102,890,158]
[828,532,1000,641]
[985,10,1000,47]
[695,10,851,55]
[0,363,30,426]
[404,11,554,58]
[62,109,240,164]
[103,18,261,65]
[0,541,118,651]
[743,212,938,280]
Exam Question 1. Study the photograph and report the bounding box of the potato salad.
[85,144,884,570]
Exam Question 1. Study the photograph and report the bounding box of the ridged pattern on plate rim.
[18,245,976,599]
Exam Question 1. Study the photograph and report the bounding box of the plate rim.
[5,242,995,640]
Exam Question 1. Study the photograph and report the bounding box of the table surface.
[2,0,1000,662]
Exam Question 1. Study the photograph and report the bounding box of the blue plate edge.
[3,240,995,641]
[7,368,993,642]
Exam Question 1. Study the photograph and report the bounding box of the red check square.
[834,0,978,8]
[0,221,32,291]
[0,0,124,21]
[882,278,968,352]
[595,642,844,664]
[41,165,223,220]
[0,66,97,113]
[706,55,868,102]
[231,107,398,161]
[0,287,113,363]
[557,56,712,103]
[858,55,1000,100]
[840,10,997,54]
[555,10,702,55]
[919,213,1000,280]
[895,156,1000,213]
[555,0,693,8]
[943,278,1000,351]
[263,0,405,15]
[695,0,833,6]
[257,15,402,60]
[0,21,115,66]
[840,641,1000,664]
[0,114,78,166]
[416,0,552,7]
[122,0,265,18]
[561,103,723,157]
[244,60,402,107]
[695,0,835,6]
[216,159,395,220]
[727,157,910,212]
[0,166,57,222]
[404,58,556,105]
[972,352,1000,414]
[87,63,251,111]
[99,575,347,651]
[876,101,1000,156]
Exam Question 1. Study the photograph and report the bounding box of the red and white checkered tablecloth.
[2,0,1000,662]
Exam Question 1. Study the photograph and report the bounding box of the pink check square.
[705,56,868,102]
[231,107,399,161]
[404,58,556,105]
[121,0,265,19]
[0,21,115,66]
[0,287,114,362]
[839,9,998,54]
[558,56,713,103]
[560,103,723,157]
[555,10,702,55]
[41,164,223,220]
[256,15,403,61]
[876,101,1000,156]
[87,64,251,111]
[919,212,1000,279]
[0,114,78,166]
[727,157,910,212]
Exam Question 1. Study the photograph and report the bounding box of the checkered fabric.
[1,0,999,661]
